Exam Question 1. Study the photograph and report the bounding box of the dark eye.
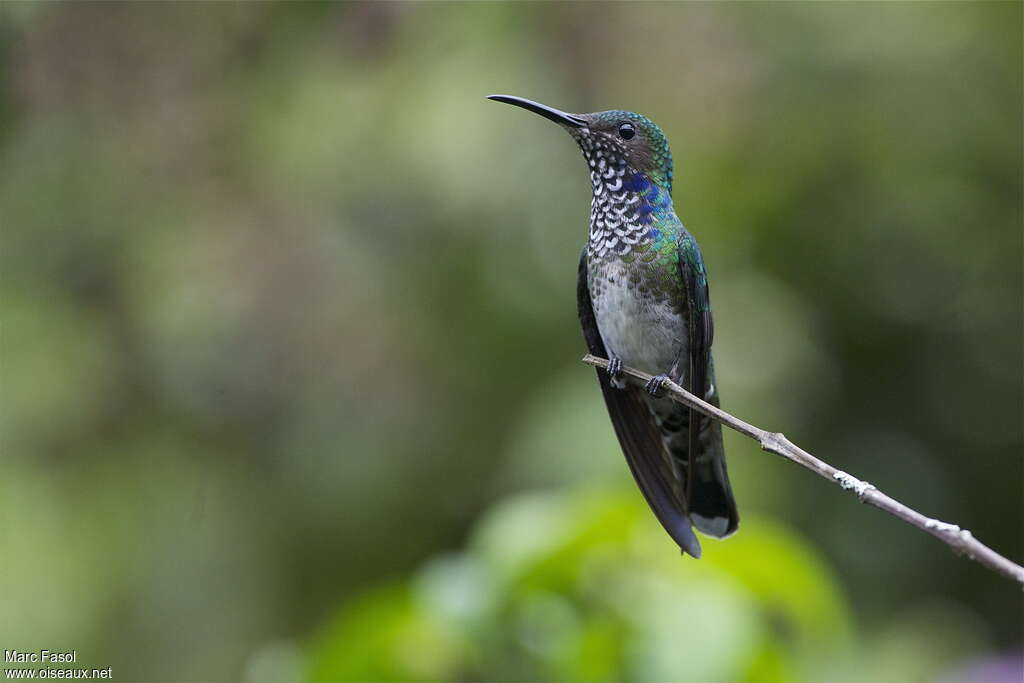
[617,122,636,140]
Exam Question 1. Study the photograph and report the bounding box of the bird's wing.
[577,249,702,558]
[676,230,713,503]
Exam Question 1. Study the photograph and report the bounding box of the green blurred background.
[1,2,1021,681]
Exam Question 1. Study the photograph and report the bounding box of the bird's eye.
[617,122,636,140]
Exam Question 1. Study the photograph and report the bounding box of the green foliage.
[308,488,854,683]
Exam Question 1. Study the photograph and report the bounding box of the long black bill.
[487,94,588,128]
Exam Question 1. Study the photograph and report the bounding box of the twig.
[582,353,1024,585]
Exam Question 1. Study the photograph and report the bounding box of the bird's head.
[488,94,674,193]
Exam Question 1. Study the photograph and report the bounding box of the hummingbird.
[488,95,738,557]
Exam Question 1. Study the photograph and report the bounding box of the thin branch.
[582,353,1024,586]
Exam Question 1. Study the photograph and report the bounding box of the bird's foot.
[645,374,670,398]
[606,356,626,389]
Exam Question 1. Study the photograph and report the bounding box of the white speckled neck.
[574,130,652,260]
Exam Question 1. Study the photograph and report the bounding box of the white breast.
[590,261,687,378]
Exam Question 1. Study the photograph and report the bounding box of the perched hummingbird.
[489,95,738,557]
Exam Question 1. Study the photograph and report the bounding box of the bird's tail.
[686,402,738,538]
[650,374,738,538]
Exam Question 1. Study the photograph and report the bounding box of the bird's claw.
[645,374,670,398]
[606,357,624,381]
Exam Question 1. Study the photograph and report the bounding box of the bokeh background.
[1,2,1021,681]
